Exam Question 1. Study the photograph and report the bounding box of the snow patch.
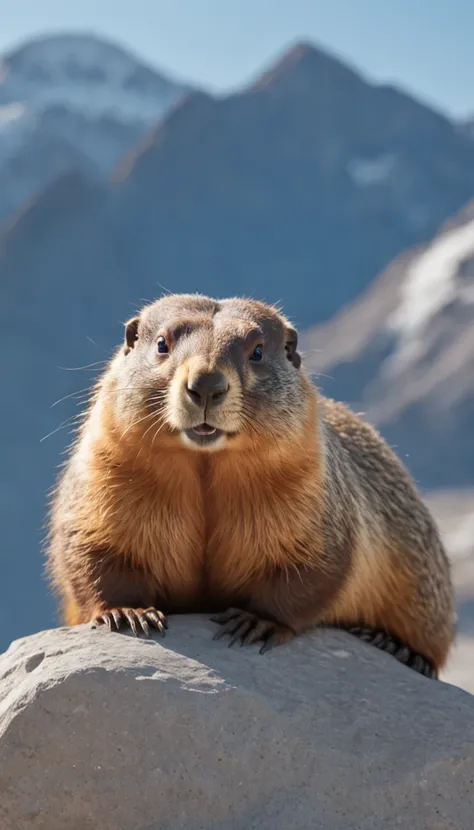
[390,218,474,339]
[385,217,474,371]
[444,513,474,561]
[347,154,395,186]
[0,102,25,129]
[11,83,171,122]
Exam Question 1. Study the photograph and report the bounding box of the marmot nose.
[186,371,229,407]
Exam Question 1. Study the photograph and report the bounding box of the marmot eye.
[157,336,169,354]
[250,344,263,362]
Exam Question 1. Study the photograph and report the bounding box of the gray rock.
[0,617,473,830]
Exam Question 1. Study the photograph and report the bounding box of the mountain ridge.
[0,31,190,219]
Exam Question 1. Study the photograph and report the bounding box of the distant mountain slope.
[3,41,474,327]
[302,202,474,487]
[0,32,189,218]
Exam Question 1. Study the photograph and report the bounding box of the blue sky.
[1,0,473,117]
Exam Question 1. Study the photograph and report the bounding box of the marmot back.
[48,294,455,677]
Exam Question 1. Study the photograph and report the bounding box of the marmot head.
[110,294,307,453]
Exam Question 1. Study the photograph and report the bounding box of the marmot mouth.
[184,423,225,446]
[192,423,218,436]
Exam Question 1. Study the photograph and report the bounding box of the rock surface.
[1,617,474,830]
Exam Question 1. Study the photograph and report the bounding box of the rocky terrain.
[1,621,473,830]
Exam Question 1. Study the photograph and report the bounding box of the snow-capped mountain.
[0,32,187,120]
[0,32,189,219]
[302,201,474,487]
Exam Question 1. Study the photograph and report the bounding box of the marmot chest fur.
[48,294,455,677]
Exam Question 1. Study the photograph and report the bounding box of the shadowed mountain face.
[1,38,474,648]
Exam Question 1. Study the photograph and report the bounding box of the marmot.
[47,294,455,678]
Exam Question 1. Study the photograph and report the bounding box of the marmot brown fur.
[47,294,455,678]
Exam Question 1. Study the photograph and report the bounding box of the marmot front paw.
[211,607,294,654]
[91,607,167,638]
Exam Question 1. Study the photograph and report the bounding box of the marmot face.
[112,294,305,453]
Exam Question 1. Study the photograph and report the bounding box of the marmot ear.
[285,327,301,369]
[124,317,140,354]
